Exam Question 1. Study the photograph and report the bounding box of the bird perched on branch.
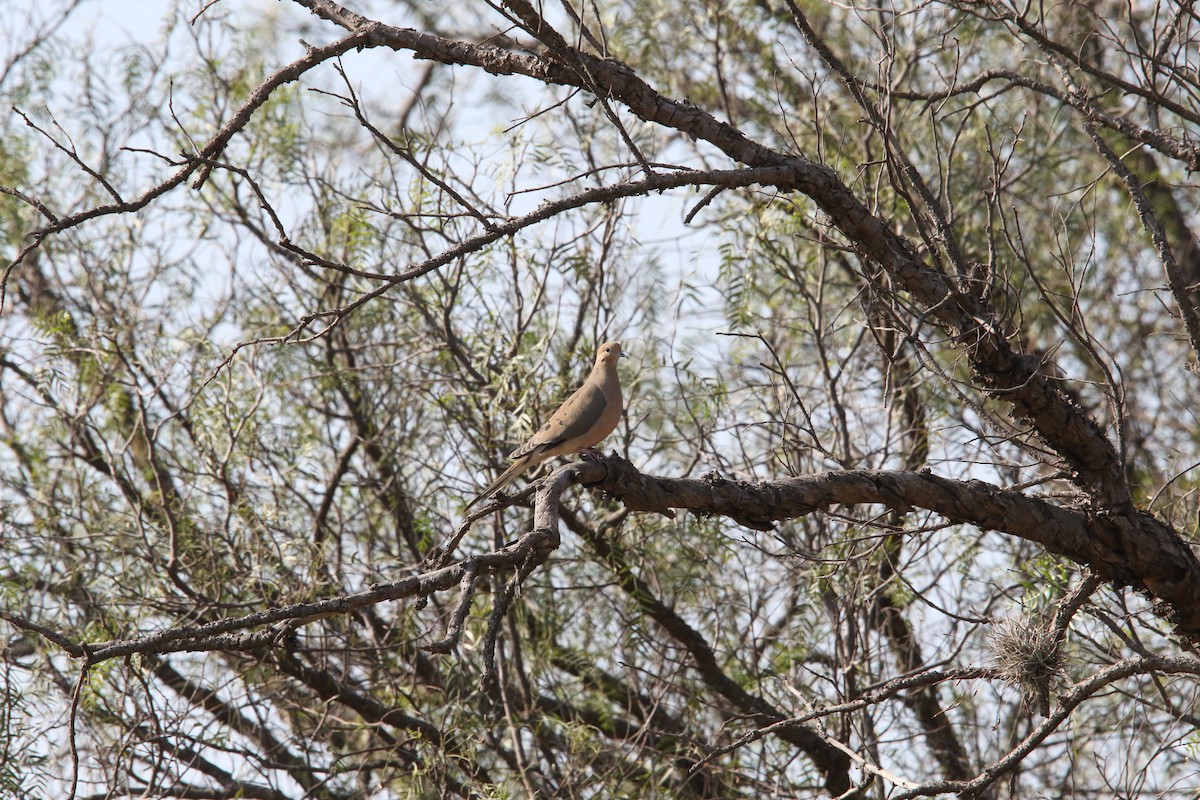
[467,341,626,509]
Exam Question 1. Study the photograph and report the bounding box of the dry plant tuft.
[989,614,1066,716]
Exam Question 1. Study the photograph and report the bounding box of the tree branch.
[568,456,1200,640]
[1,29,374,310]
[290,0,1130,506]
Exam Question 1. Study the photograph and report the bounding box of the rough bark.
[567,456,1200,640]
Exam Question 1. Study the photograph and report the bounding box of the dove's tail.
[465,455,537,510]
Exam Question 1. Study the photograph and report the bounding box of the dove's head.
[596,341,626,366]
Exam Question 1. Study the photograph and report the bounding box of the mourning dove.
[467,341,626,509]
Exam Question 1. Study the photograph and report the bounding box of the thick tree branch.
[567,456,1200,640]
